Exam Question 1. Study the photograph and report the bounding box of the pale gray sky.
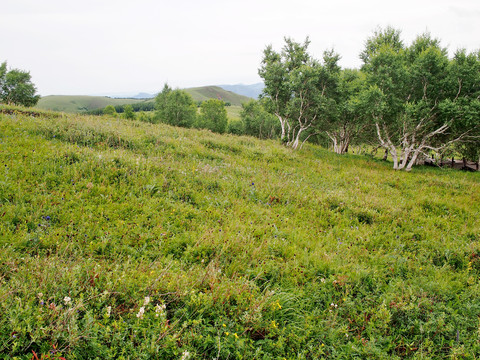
[2,0,479,96]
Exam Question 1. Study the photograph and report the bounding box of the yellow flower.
[222,324,226,327]
[225,332,229,336]
[234,333,238,339]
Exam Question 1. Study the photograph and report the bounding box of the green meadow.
[36,87,250,114]
[36,96,147,113]
[0,106,479,359]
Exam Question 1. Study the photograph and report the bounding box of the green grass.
[36,95,147,113]
[1,105,479,359]
[185,86,251,106]
[36,87,250,114]
[226,105,242,121]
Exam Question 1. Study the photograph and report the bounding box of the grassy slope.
[36,95,146,113]
[0,106,479,359]
[36,87,250,114]
[185,86,251,106]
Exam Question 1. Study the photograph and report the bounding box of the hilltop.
[0,106,479,359]
[36,95,147,113]
[36,86,252,113]
[184,85,251,105]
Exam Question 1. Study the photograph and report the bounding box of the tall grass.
[1,106,479,359]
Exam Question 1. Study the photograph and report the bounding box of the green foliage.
[226,118,245,135]
[0,107,479,358]
[361,28,480,170]
[240,99,279,139]
[123,104,136,120]
[196,99,228,133]
[155,84,196,128]
[0,61,40,107]
[103,104,117,116]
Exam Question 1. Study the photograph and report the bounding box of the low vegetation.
[1,105,479,359]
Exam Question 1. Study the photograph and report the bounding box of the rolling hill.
[36,86,252,113]
[36,95,146,113]
[184,85,251,105]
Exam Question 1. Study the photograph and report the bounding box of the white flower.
[143,296,150,306]
[106,306,111,317]
[155,303,166,317]
[37,293,43,298]
[136,306,145,319]
[180,350,190,360]
[64,296,72,305]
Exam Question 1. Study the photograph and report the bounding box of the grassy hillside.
[36,95,146,113]
[185,86,251,106]
[36,86,250,114]
[1,106,479,359]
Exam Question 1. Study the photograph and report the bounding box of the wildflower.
[63,296,71,305]
[106,306,111,317]
[225,332,229,336]
[330,303,338,308]
[234,333,239,339]
[136,306,145,319]
[222,323,226,327]
[37,293,43,298]
[144,296,150,306]
[155,303,166,317]
[180,350,190,360]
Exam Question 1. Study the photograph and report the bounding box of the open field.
[36,87,251,114]
[226,105,242,121]
[36,95,147,113]
[0,106,479,359]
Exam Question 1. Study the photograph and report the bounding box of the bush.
[196,99,228,134]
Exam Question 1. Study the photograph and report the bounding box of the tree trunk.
[382,149,388,161]
[405,148,422,171]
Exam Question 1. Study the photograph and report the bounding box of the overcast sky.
[2,0,479,96]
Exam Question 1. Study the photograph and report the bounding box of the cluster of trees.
[0,61,40,107]
[90,101,155,115]
[259,28,480,170]
[150,84,229,134]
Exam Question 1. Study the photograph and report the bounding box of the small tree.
[155,84,196,128]
[240,99,279,139]
[197,99,228,133]
[0,61,40,107]
[103,105,117,116]
[123,104,136,120]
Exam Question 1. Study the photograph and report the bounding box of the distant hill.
[218,83,264,99]
[184,86,251,106]
[36,86,252,113]
[36,95,146,113]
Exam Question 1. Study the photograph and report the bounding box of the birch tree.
[362,29,480,171]
[259,38,325,149]
[323,68,368,154]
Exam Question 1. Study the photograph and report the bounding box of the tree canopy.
[258,30,480,169]
[155,84,196,128]
[196,99,228,134]
[0,61,40,107]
